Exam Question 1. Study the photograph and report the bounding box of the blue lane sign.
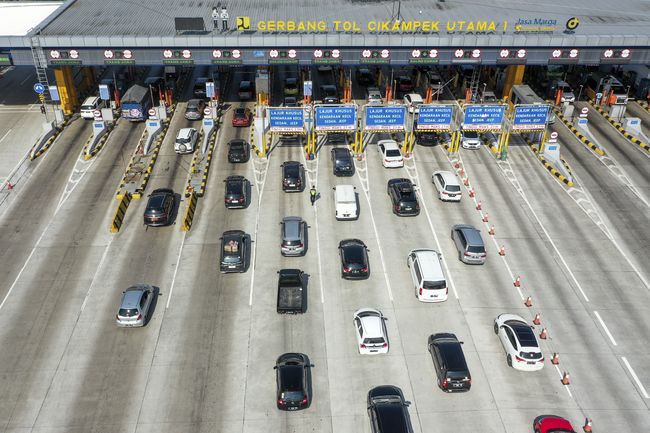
[206,81,215,98]
[33,83,45,94]
[304,80,312,97]
[99,84,110,101]
[364,106,406,131]
[48,85,60,102]
[512,104,549,130]
[315,105,356,131]
[463,105,506,130]
[269,108,305,132]
[417,105,453,130]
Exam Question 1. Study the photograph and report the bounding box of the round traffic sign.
[203,107,212,116]
[33,83,45,94]
[93,109,101,118]
[148,108,156,116]
[581,107,588,114]
[304,104,312,113]
[550,132,558,139]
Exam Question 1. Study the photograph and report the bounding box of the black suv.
[227,139,250,163]
[387,178,420,216]
[428,333,472,392]
[223,175,250,209]
[414,128,440,146]
[143,188,175,226]
[331,147,355,176]
[367,385,413,433]
[281,161,305,192]
[274,353,313,411]
[219,230,249,273]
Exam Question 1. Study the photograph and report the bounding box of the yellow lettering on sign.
[422,21,430,32]
[488,21,497,31]
[401,21,412,31]
[368,21,377,31]
[267,21,275,31]
[446,21,455,31]
[318,21,327,31]
[457,21,466,31]
[257,21,266,31]
[333,20,341,31]
[287,21,295,31]
[276,21,285,31]
[431,21,439,31]
[412,21,421,31]
[391,20,400,31]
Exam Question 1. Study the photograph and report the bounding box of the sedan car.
[339,239,370,279]
[232,107,253,127]
[367,385,413,433]
[281,161,305,192]
[356,68,374,86]
[116,284,155,327]
[283,96,298,107]
[331,147,355,176]
[320,84,339,103]
[284,77,299,95]
[428,333,471,392]
[461,130,481,149]
[353,308,389,354]
[223,175,250,209]
[377,140,404,168]
[397,75,414,93]
[533,415,576,433]
[184,98,205,120]
[143,188,175,226]
[227,139,250,163]
[494,313,544,371]
[367,87,382,104]
[275,352,313,411]
[387,178,420,216]
[219,230,249,273]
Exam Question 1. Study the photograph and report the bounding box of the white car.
[377,140,404,168]
[494,313,544,371]
[404,93,423,113]
[353,308,389,355]
[367,87,382,104]
[432,170,462,202]
[461,131,481,149]
[174,128,198,154]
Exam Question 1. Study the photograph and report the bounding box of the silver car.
[281,216,307,256]
[116,284,155,327]
[451,224,486,265]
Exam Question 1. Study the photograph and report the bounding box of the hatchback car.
[219,230,249,273]
[428,333,472,392]
[331,147,355,176]
[432,170,462,202]
[353,308,389,355]
[223,175,250,209]
[451,224,486,264]
[284,77,299,95]
[238,80,254,100]
[403,93,423,113]
[116,284,155,327]
[232,107,252,127]
[339,239,370,279]
[143,188,175,226]
[281,216,307,256]
[281,161,305,192]
[275,353,313,411]
[367,385,413,433]
[461,130,481,149]
[174,128,198,154]
[387,178,420,216]
[227,139,250,163]
[184,99,206,120]
[533,415,576,433]
[377,140,404,168]
[494,313,544,371]
[367,87,382,104]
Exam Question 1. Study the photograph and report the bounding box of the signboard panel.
[364,106,406,131]
[315,105,356,131]
[269,108,305,132]
[417,105,453,130]
[462,105,506,131]
[512,104,549,130]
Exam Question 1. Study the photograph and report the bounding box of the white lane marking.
[409,156,459,299]
[80,237,114,312]
[166,232,187,309]
[0,128,11,144]
[622,356,650,399]
[553,364,573,398]
[249,155,270,306]
[301,149,325,304]
[593,311,618,346]
[19,74,33,86]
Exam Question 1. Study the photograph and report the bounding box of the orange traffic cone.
[551,353,559,365]
[583,418,592,433]
[539,328,548,339]
[463,178,469,186]
[476,201,482,210]
[454,163,460,169]
[533,313,541,325]
[459,169,465,177]
[488,226,495,235]
[482,213,489,222]
[561,372,570,385]
[524,296,533,307]
[468,189,475,197]
[514,276,521,287]
[498,246,506,256]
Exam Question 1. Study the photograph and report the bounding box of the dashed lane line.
[165,232,187,309]
[622,357,650,399]
[593,310,618,346]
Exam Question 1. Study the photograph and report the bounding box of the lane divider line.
[621,356,650,399]
[593,310,618,346]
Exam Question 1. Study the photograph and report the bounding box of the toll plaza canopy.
[1,0,650,66]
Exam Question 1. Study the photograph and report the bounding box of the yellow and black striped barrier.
[553,109,605,156]
[110,192,132,233]
[588,100,650,154]
[538,155,574,187]
[198,132,217,197]
[638,100,650,113]
[29,115,72,161]
[181,191,197,232]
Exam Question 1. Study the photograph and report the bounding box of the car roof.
[177,128,194,138]
[376,404,409,433]
[340,238,365,248]
[379,140,399,149]
[454,225,483,245]
[279,365,303,391]
[187,99,202,106]
[332,147,350,156]
[121,287,147,308]
[229,139,245,146]
[405,93,423,101]
[429,334,467,368]
[356,310,384,338]
[506,321,538,346]
[435,170,459,184]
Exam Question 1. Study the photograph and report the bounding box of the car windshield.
[364,337,385,345]
[344,246,365,263]
[400,78,412,85]
[464,132,479,139]
[226,181,243,194]
[385,149,401,157]
[280,391,304,401]
[118,308,138,317]
[176,136,190,144]
[446,185,461,192]
[447,370,469,379]
[235,109,246,116]
[223,238,242,261]
[284,165,299,177]
[148,195,166,208]
[230,142,244,150]
[423,280,446,290]
[467,245,485,254]
[285,80,297,88]
[187,106,198,112]
[510,323,538,347]
[279,366,303,391]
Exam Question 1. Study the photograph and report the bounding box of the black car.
[414,128,440,146]
[327,132,348,144]
[227,139,250,163]
[274,352,313,411]
[356,68,374,86]
[331,147,355,176]
[223,175,250,209]
[219,230,249,273]
[339,239,370,280]
[320,84,339,103]
[367,385,413,433]
[428,333,472,392]
[387,178,420,216]
[281,161,305,192]
[143,188,175,226]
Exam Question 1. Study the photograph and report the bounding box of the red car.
[397,76,414,93]
[533,415,576,433]
[232,107,252,127]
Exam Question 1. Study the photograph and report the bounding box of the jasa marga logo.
[564,17,580,34]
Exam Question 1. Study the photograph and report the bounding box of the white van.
[80,96,105,119]
[333,185,358,220]
[407,249,448,302]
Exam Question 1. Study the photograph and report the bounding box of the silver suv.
[451,224,486,264]
[281,216,307,256]
[116,284,155,327]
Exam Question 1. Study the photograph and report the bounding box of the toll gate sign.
[364,106,406,131]
[417,105,453,130]
[269,108,304,132]
[315,105,357,131]
[512,104,549,130]
[462,105,506,131]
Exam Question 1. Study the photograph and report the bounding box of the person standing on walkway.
[220,6,229,31]
[310,186,317,206]
[211,7,219,30]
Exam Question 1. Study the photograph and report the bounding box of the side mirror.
[405,401,411,406]
[273,366,278,370]
[309,363,315,367]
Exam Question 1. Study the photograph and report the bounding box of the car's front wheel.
[493,322,499,334]
[507,354,512,367]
